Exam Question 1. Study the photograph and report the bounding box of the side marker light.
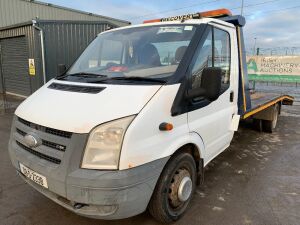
[159,122,174,131]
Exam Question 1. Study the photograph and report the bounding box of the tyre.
[262,104,279,133]
[148,152,197,223]
[253,118,263,132]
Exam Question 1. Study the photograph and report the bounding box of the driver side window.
[191,29,213,90]
[190,26,231,99]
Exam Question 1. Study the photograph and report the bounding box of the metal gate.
[0,36,31,96]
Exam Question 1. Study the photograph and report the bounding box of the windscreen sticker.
[184,26,193,31]
[157,26,184,34]
[89,60,98,68]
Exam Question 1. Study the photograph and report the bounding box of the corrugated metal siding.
[0,36,31,96]
[0,0,130,28]
[0,24,42,94]
[0,20,116,94]
[38,21,111,80]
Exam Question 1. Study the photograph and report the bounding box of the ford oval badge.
[24,134,39,148]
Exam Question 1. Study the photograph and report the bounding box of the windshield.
[62,25,197,83]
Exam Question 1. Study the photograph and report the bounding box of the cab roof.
[100,8,245,35]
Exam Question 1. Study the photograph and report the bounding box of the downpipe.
[32,20,46,85]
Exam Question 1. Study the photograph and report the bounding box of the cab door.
[187,24,238,163]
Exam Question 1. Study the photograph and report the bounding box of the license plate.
[19,163,48,188]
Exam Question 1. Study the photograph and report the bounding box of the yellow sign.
[28,58,36,76]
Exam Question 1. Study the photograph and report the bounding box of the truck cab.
[8,9,293,223]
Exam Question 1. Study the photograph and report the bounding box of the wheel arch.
[168,132,205,185]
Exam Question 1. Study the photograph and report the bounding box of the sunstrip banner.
[246,56,300,82]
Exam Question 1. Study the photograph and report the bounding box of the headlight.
[81,115,135,170]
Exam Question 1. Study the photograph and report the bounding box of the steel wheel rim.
[168,168,193,209]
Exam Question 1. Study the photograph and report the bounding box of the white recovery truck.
[8,9,294,223]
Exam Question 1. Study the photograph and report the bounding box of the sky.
[39,0,300,54]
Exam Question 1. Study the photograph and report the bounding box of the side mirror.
[57,64,66,76]
[186,67,222,101]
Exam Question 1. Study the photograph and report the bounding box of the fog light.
[80,204,118,216]
[96,205,118,215]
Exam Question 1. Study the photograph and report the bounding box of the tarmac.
[0,85,299,225]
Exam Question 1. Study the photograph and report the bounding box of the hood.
[15,80,161,133]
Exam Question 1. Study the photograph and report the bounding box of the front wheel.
[148,152,197,223]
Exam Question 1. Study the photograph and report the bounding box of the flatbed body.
[243,92,294,119]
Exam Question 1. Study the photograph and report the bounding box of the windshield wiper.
[90,76,166,84]
[57,72,107,80]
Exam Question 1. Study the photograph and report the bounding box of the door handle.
[230,91,234,102]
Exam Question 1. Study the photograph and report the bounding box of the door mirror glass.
[186,67,222,101]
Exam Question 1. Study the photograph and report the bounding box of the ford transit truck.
[8,9,294,223]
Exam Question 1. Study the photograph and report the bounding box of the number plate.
[19,163,48,188]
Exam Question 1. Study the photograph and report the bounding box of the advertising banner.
[246,56,300,82]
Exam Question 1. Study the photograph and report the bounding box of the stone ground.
[0,85,299,225]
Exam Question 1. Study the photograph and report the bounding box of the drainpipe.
[32,20,46,84]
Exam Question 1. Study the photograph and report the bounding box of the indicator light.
[159,122,174,131]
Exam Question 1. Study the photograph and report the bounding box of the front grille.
[16,128,66,152]
[42,140,66,152]
[45,127,72,139]
[16,141,61,164]
[18,117,72,138]
[16,128,26,136]
[18,117,30,127]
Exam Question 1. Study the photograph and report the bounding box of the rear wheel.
[262,104,279,133]
[148,152,196,223]
[253,118,263,132]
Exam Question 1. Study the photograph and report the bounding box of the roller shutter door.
[0,36,31,96]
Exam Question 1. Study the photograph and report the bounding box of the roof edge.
[19,0,131,25]
[0,21,33,31]
[0,19,129,31]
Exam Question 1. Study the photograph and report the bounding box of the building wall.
[37,21,113,81]
[0,0,130,28]
[0,21,113,95]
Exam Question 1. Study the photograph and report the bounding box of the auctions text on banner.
[247,56,300,76]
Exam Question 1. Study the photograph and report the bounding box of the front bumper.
[15,158,168,219]
[8,116,169,219]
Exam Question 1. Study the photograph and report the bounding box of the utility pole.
[253,37,257,55]
[241,0,244,15]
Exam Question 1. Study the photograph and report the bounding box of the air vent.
[48,83,105,94]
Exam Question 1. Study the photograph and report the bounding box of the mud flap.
[197,158,204,186]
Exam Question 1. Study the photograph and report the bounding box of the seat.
[173,46,188,64]
[138,44,161,67]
